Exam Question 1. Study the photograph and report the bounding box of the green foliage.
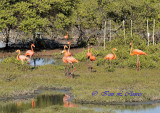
[1,57,30,71]
[74,50,86,61]
[88,38,98,46]
[1,57,22,64]
[78,35,160,69]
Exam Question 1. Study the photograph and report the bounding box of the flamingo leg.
[64,63,67,76]
[139,61,140,71]
[137,55,139,71]
[69,63,77,78]
[90,61,92,72]
[109,60,111,68]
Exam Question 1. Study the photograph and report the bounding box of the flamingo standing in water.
[16,50,30,64]
[25,44,35,58]
[62,50,78,78]
[64,32,68,39]
[89,46,96,72]
[130,42,148,71]
[104,48,117,68]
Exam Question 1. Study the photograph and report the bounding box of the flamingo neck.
[91,48,92,55]
[31,45,33,51]
[17,51,20,60]
[64,46,66,50]
[88,45,89,53]
[112,50,116,59]
[68,44,70,53]
[130,44,134,55]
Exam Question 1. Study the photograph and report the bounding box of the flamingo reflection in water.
[63,94,78,108]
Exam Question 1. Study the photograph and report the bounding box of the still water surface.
[0,89,160,113]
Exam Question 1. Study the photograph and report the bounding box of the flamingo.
[62,50,78,78]
[130,42,148,71]
[86,43,92,68]
[104,48,117,68]
[25,44,35,58]
[32,99,35,108]
[64,32,68,39]
[16,50,30,64]
[86,43,92,59]
[63,45,70,75]
[17,101,21,107]
[89,46,96,72]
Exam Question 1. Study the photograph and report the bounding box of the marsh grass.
[0,61,159,104]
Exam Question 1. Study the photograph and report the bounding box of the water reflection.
[0,94,160,113]
[0,94,64,113]
[63,94,78,108]
[30,57,56,66]
[0,41,5,48]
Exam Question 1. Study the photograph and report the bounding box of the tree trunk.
[33,33,36,44]
[5,28,10,49]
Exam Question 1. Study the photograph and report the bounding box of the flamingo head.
[130,42,132,46]
[16,50,20,53]
[88,43,90,46]
[31,44,35,48]
[64,45,68,49]
[113,48,117,51]
[61,50,67,54]
[91,45,93,48]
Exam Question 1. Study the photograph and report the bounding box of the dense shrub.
[78,35,160,69]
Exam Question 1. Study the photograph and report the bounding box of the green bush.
[81,34,160,69]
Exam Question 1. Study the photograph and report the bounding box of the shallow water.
[0,41,5,48]
[30,57,62,66]
[0,57,62,66]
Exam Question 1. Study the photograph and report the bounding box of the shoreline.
[0,86,160,106]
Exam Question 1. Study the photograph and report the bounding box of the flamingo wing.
[105,53,114,60]
[63,56,68,63]
[86,52,91,58]
[66,56,78,63]
[25,50,34,56]
[90,55,96,61]
[133,49,147,56]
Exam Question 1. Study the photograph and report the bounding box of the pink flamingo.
[86,43,92,69]
[25,44,35,58]
[16,50,30,64]
[64,32,68,39]
[86,43,91,59]
[104,48,117,68]
[89,46,96,72]
[130,42,148,71]
[62,50,78,78]
[63,45,69,75]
